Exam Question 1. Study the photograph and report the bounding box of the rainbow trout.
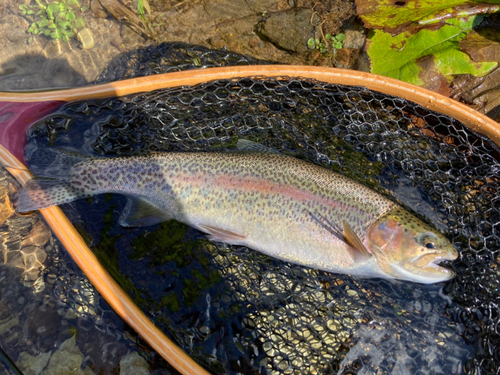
[18,146,457,283]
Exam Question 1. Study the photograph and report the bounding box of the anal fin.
[199,224,246,245]
[119,198,173,227]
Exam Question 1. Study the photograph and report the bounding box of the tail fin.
[17,178,86,212]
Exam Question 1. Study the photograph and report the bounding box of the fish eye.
[418,232,439,250]
[425,241,437,249]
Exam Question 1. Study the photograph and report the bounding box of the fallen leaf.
[356,0,500,33]
[459,27,500,62]
[367,16,497,90]
[0,192,14,225]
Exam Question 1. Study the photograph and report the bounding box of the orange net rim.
[1,65,498,375]
[2,65,499,146]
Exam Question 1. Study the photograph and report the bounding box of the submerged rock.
[21,220,52,248]
[17,351,51,375]
[43,336,95,375]
[119,351,150,375]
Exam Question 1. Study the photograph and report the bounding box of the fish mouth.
[413,252,457,278]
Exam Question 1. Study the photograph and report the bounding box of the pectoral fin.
[119,198,173,227]
[343,221,372,261]
[199,224,247,245]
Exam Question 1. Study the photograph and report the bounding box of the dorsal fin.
[234,139,283,155]
[343,221,372,261]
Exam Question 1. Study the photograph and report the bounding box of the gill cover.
[367,207,458,284]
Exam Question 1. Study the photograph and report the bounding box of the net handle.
[1,65,499,147]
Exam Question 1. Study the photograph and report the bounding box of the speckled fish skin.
[18,152,457,283]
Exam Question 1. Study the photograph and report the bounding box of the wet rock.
[120,351,150,375]
[245,0,274,13]
[20,245,47,281]
[0,316,19,335]
[120,25,144,47]
[22,246,47,264]
[256,9,316,53]
[44,335,95,375]
[77,28,95,50]
[90,0,108,18]
[6,214,36,233]
[3,15,29,43]
[21,220,52,247]
[6,28,27,43]
[343,28,366,50]
[3,326,23,346]
[4,250,25,269]
[0,301,11,321]
[17,351,52,375]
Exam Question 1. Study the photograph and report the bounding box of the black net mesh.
[23,44,500,374]
[94,42,273,84]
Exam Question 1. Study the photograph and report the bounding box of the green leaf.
[62,35,69,42]
[44,29,51,35]
[48,23,57,29]
[48,2,60,13]
[335,42,343,49]
[28,36,33,44]
[38,19,49,27]
[27,10,35,14]
[66,11,75,21]
[325,33,332,40]
[66,30,75,38]
[355,0,500,31]
[367,16,497,87]
[137,0,144,16]
[336,33,346,42]
[307,38,316,48]
[73,17,85,29]
[58,20,71,28]
[81,6,88,11]
[50,28,62,39]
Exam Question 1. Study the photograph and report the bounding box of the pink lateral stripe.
[181,173,346,210]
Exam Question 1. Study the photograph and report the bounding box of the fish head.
[367,207,458,284]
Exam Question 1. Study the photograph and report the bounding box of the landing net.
[25,43,500,375]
